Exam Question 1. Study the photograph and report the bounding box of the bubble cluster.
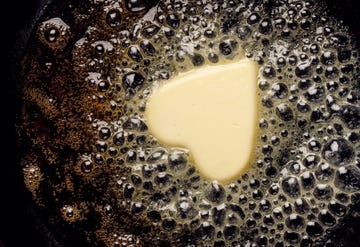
[18,0,360,246]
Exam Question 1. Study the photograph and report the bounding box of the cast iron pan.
[1,1,360,247]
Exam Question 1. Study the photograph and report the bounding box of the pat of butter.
[145,59,258,182]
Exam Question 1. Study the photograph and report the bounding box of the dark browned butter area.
[12,0,360,246]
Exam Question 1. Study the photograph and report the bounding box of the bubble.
[318,210,336,226]
[154,172,172,187]
[334,166,360,192]
[147,210,161,222]
[125,0,152,13]
[262,66,276,79]
[124,183,135,199]
[106,9,121,27]
[276,104,294,121]
[236,25,252,40]
[81,160,93,173]
[294,198,309,214]
[142,24,160,38]
[128,45,143,62]
[140,40,156,56]
[126,150,137,163]
[247,13,261,25]
[328,200,347,217]
[206,182,226,203]
[315,163,334,182]
[258,19,273,34]
[212,204,226,226]
[166,14,180,29]
[38,17,71,51]
[313,184,334,200]
[281,177,301,198]
[284,231,300,244]
[304,86,325,102]
[177,199,196,219]
[18,0,360,245]
[208,52,219,63]
[297,99,311,113]
[131,202,145,215]
[45,27,60,43]
[223,225,239,240]
[168,151,187,171]
[322,138,354,166]
[300,236,313,247]
[219,39,238,56]
[188,53,203,66]
[308,140,321,152]
[122,72,145,94]
[306,221,323,237]
[338,105,360,129]
[113,132,125,146]
[271,83,288,99]
[303,154,320,169]
[97,80,110,92]
[194,222,215,240]
[286,214,305,230]
[162,218,177,231]
[325,66,339,79]
[130,174,142,186]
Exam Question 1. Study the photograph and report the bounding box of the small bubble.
[306,221,323,237]
[322,138,354,166]
[282,177,301,198]
[294,198,309,214]
[247,13,261,25]
[125,0,152,13]
[262,66,276,79]
[271,83,288,99]
[106,9,121,27]
[141,24,160,38]
[318,210,336,226]
[168,151,187,171]
[166,14,180,29]
[194,222,215,240]
[81,160,93,173]
[122,72,145,94]
[300,171,315,190]
[304,86,325,102]
[99,127,111,140]
[191,53,205,66]
[208,52,219,63]
[219,39,237,56]
[236,25,252,40]
[45,27,60,43]
[258,19,272,34]
[276,104,293,121]
[334,166,360,192]
[313,184,333,200]
[223,225,239,240]
[205,182,226,203]
[113,132,125,146]
[295,63,312,78]
[328,200,347,217]
[339,105,360,129]
[140,40,156,56]
[162,218,176,231]
[128,45,143,62]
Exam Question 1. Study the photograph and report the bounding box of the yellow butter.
[145,59,258,182]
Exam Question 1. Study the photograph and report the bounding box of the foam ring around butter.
[145,59,258,182]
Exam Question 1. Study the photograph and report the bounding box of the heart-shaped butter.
[145,59,258,182]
